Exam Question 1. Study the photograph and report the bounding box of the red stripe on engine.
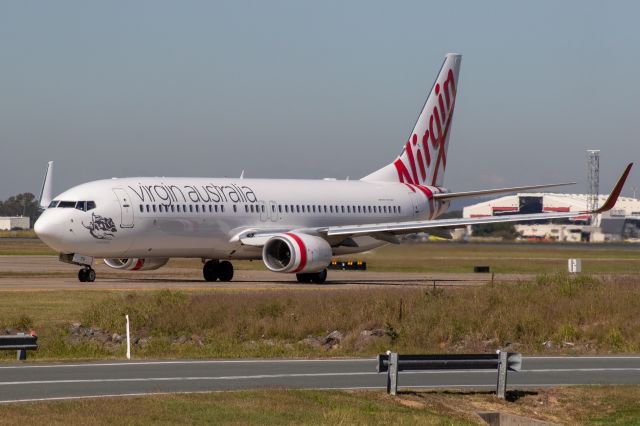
[285,233,307,273]
[132,259,145,271]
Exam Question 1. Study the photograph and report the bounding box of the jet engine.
[262,233,332,273]
[103,258,170,271]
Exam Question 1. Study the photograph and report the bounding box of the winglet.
[592,163,633,214]
[39,161,54,208]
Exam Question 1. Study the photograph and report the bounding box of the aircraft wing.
[233,163,632,246]
[325,163,633,238]
[432,181,575,201]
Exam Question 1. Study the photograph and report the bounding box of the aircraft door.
[113,188,134,228]
[259,201,268,222]
[409,191,420,217]
[268,201,280,222]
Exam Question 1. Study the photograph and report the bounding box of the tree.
[471,222,520,240]
[0,193,41,227]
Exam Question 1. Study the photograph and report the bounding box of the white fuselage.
[35,177,449,260]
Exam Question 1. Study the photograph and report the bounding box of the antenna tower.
[587,150,600,212]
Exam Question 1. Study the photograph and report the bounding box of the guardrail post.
[387,351,399,395]
[16,332,26,361]
[496,350,508,399]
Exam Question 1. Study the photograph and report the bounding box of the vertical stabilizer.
[362,54,462,187]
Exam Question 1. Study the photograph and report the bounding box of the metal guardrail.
[0,333,38,360]
[377,351,522,399]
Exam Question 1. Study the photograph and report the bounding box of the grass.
[0,229,36,239]
[2,273,640,360]
[0,386,639,424]
[0,390,476,425]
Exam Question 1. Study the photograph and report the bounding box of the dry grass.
[0,390,477,425]
[2,273,640,360]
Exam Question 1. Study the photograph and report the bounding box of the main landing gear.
[203,260,234,282]
[296,269,327,284]
[78,266,96,283]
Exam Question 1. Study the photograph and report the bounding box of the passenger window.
[189,205,193,213]
[261,205,265,213]
[278,205,282,213]
[272,205,275,212]
[296,205,300,213]
[245,205,249,213]
[146,205,150,212]
[177,205,181,212]
[139,205,143,213]
[324,206,327,213]
[398,206,401,213]
[221,205,225,212]
[153,205,157,213]
[232,205,237,212]
[171,205,175,213]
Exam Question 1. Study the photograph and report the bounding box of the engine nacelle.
[262,233,332,273]
[103,258,169,271]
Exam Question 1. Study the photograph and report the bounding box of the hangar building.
[0,216,30,231]
[462,193,640,242]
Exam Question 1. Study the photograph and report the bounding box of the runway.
[0,356,639,403]
[0,256,526,290]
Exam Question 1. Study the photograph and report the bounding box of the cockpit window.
[58,201,76,208]
[70,201,97,211]
[48,201,59,208]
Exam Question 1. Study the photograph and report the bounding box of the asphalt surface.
[0,256,516,290]
[0,356,639,403]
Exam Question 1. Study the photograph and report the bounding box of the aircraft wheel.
[296,273,312,283]
[218,261,234,282]
[203,260,219,282]
[310,269,327,284]
[78,268,96,283]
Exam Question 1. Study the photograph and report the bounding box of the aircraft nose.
[34,211,65,251]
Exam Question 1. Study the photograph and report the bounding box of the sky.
[1,1,639,201]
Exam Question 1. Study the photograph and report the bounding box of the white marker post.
[125,314,131,360]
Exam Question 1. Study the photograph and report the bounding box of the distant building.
[0,216,30,230]
[462,193,640,242]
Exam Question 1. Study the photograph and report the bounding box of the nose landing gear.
[203,260,234,282]
[78,267,96,283]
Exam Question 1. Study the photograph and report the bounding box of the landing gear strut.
[203,260,234,282]
[78,267,96,283]
[296,269,327,284]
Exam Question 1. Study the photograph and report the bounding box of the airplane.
[34,53,633,283]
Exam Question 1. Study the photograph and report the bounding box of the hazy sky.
[1,1,639,200]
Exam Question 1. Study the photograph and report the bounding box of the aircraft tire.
[296,273,312,283]
[218,261,234,282]
[78,269,87,282]
[203,260,219,282]
[310,269,327,284]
